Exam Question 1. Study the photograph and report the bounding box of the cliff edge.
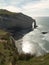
[0,9,37,32]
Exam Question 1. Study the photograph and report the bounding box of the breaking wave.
[15,24,49,57]
[22,26,49,56]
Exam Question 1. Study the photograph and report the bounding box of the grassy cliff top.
[0,9,32,19]
[0,9,15,15]
[0,9,23,16]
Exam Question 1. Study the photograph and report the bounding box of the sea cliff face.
[0,9,37,57]
[0,9,37,56]
[0,9,37,32]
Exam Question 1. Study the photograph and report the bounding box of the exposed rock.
[0,9,37,33]
[0,9,37,60]
[42,32,48,34]
[33,19,38,28]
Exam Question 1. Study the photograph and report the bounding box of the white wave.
[14,24,49,57]
[42,33,49,42]
[37,43,49,53]
[22,29,49,56]
[38,25,43,28]
[22,41,36,55]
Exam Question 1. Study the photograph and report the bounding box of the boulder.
[42,32,48,34]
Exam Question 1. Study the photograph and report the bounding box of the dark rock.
[0,9,37,40]
[0,9,37,32]
[42,32,48,34]
[33,19,37,28]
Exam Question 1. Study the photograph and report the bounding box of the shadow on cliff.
[11,29,32,40]
[0,9,38,40]
[5,19,38,40]
[10,21,37,40]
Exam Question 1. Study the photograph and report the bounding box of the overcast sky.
[0,0,49,17]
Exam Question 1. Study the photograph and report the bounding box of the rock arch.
[32,19,37,29]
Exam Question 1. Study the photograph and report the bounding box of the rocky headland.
[0,9,38,58]
[0,9,49,65]
[0,9,38,65]
[0,9,37,39]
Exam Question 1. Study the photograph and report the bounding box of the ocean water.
[15,17,49,57]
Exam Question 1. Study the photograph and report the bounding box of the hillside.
[0,30,18,65]
[0,9,49,65]
[0,30,49,65]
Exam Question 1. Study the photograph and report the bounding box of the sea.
[15,17,49,57]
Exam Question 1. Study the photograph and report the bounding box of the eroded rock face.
[0,9,37,32]
[0,9,37,61]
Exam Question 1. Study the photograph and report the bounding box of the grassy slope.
[0,30,49,65]
[0,9,14,15]
[16,54,49,65]
[0,30,18,65]
[0,9,49,65]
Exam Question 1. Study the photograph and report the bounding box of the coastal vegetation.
[0,30,49,65]
[0,9,49,65]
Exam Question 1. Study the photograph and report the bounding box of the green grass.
[0,30,18,65]
[0,30,49,65]
[0,9,14,15]
[16,54,49,65]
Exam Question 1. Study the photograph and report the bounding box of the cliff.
[0,9,37,32]
[0,9,49,65]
